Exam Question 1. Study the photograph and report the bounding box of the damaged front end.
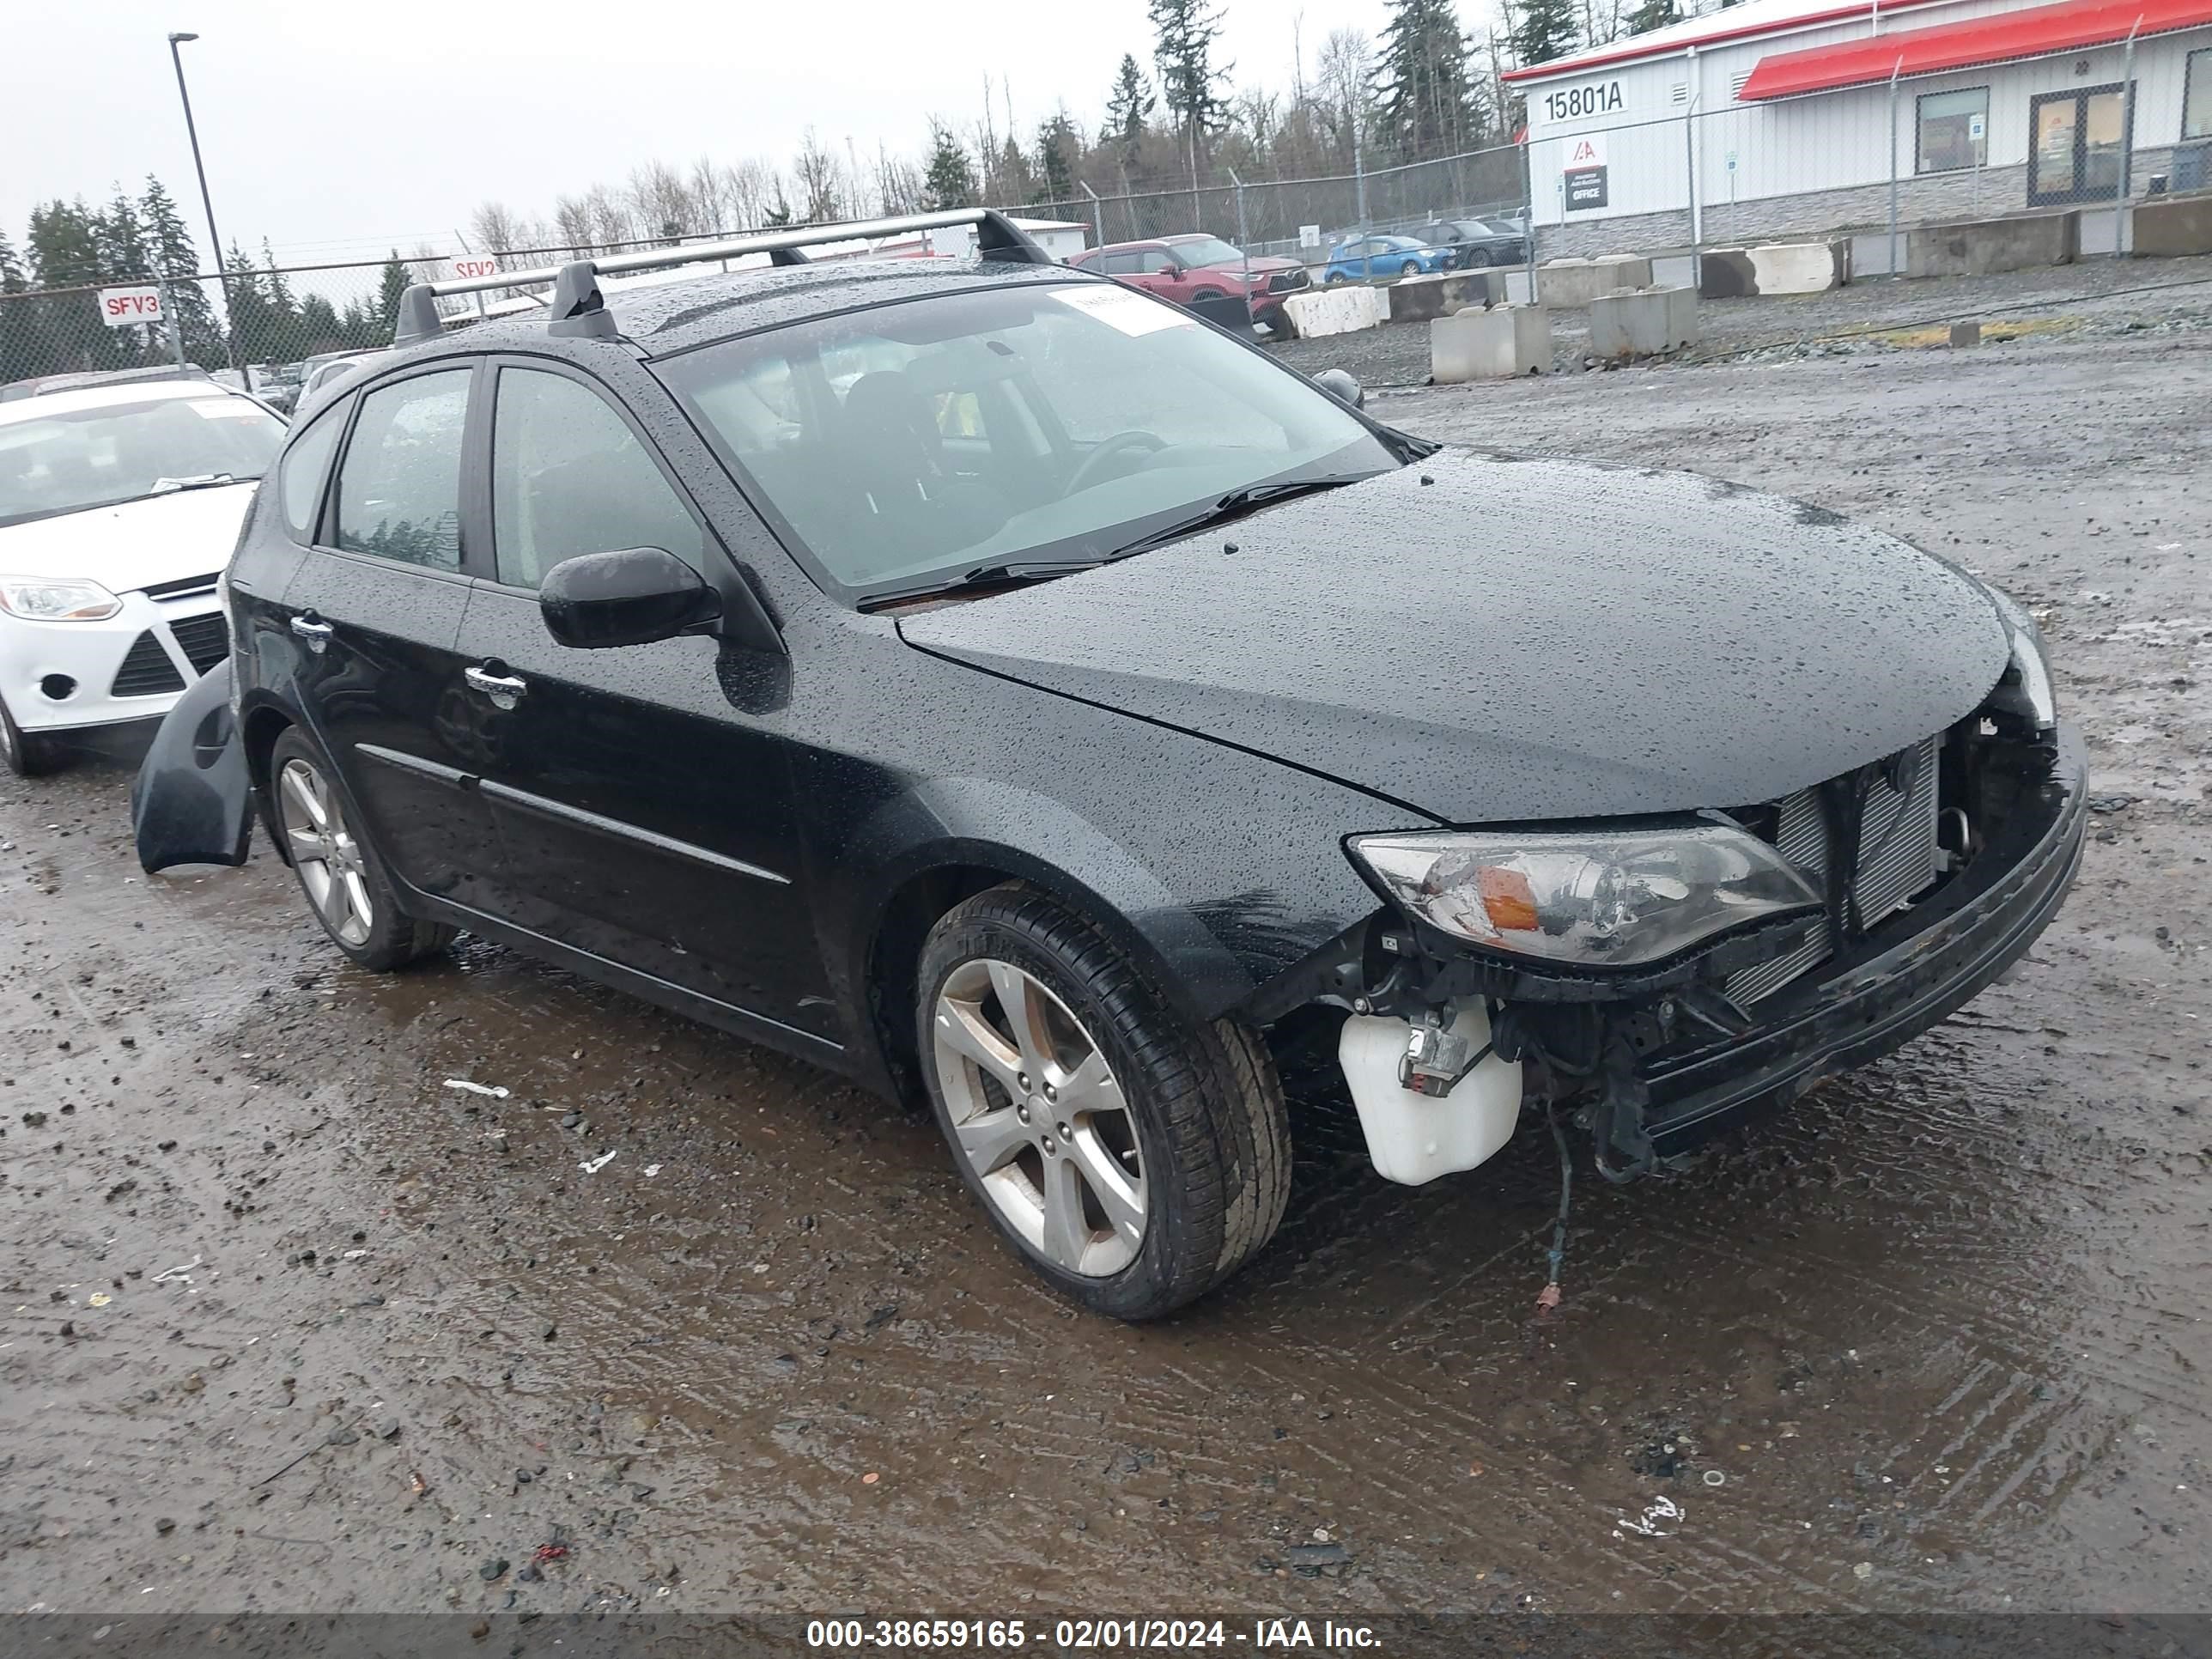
[1251,657,2085,1187]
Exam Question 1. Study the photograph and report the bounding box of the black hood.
[897,452,2010,824]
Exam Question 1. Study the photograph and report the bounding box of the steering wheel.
[1066,430,1167,495]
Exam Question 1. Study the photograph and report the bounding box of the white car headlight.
[0,576,123,622]
[1984,583,2057,731]
[1349,824,1824,969]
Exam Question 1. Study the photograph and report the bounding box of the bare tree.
[1317,27,1373,166]
[792,129,842,222]
[468,201,526,261]
[553,194,594,252]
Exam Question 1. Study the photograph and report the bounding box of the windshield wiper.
[149,473,240,495]
[1102,474,1370,562]
[860,558,1103,609]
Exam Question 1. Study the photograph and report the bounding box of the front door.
[450,359,832,1040]
[2029,83,2132,206]
[281,362,499,912]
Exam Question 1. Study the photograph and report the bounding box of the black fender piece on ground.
[131,659,254,873]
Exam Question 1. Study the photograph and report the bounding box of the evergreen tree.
[1103,54,1155,158]
[138,175,222,366]
[1149,0,1231,173]
[1035,111,1081,204]
[1510,0,1579,70]
[1375,0,1479,157]
[763,190,795,227]
[375,252,412,340]
[921,123,981,210]
[27,200,105,288]
[1626,0,1681,28]
[0,229,33,384]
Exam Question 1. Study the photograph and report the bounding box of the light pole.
[167,30,241,380]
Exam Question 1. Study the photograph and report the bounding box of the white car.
[0,380,285,775]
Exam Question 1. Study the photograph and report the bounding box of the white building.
[1509,0,2212,257]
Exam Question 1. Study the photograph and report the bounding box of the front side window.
[334,369,469,570]
[278,402,346,543]
[656,281,1397,601]
[1136,249,1177,274]
[489,368,704,589]
[1918,87,1989,173]
[0,393,284,531]
[2187,47,2211,139]
[1172,236,1247,268]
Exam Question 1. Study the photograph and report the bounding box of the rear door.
[450,356,828,1033]
[278,361,500,910]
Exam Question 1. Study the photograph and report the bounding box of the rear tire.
[0,697,64,778]
[916,883,1291,1321]
[269,726,454,972]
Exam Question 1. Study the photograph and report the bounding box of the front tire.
[916,884,1291,1321]
[1400,260,1421,276]
[0,696,64,778]
[269,726,453,971]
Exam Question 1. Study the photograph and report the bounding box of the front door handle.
[289,614,333,653]
[464,665,527,709]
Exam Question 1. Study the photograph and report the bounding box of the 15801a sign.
[1541,80,1625,121]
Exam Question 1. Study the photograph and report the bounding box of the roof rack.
[392,208,1056,347]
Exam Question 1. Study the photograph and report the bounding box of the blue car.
[1322,234,1448,283]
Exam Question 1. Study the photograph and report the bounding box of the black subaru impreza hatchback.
[136,210,2082,1319]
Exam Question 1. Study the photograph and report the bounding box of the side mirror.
[538,546,721,650]
[1312,368,1365,410]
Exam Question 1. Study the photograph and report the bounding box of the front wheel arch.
[241,705,298,863]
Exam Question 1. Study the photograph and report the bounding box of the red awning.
[1738,0,2212,100]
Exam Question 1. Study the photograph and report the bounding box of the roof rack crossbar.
[392,209,1054,346]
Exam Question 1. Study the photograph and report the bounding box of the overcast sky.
[7,0,1425,271]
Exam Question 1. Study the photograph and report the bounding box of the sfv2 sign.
[1562,134,1608,213]
[99,285,165,326]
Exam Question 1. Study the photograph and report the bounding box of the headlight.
[1984,583,2057,731]
[1349,825,1823,969]
[0,576,123,622]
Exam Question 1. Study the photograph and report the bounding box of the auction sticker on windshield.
[1052,284,1194,336]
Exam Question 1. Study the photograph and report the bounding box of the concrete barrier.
[1282,286,1383,338]
[1906,211,2077,278]
[1588,286,1699,357]
[1431,305,1552,381]
[1386,269,1506,322]
[2133,193,2212,258]
[1534,255,1653,308]
[1699,241,1851,298]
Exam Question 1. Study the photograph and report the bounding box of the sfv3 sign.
[99,285,165,326]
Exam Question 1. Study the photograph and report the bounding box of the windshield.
[655,281,1398,600]
[0,394,284,530]
[1174,236,1250,269]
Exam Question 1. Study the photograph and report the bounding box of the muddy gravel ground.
[3,323,2209,1629]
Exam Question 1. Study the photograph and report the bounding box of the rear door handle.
[464,665,527,708]
[289,614,333,653]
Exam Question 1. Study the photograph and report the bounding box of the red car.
[1066,234,1308,338]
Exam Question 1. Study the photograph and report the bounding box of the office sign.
[1563,135,1609,212]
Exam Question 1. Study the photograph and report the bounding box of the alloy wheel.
[277,756,374,946]
[932,957,1146,1277]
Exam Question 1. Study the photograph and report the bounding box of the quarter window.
[2186,47,2210,140]
[489,368,704,590]
[1917,87,1989,173]
[333,370,470,570]
[277,402,345,544]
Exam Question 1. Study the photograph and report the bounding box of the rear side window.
[278,403,344,543]
[334,369,470,570]
[489,368,703,589]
